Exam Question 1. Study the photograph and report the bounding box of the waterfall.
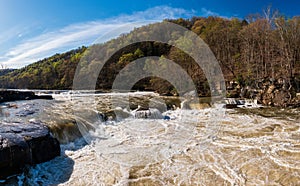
[132,108,163,119]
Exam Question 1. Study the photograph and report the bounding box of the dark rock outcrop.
[0,90,52,103]
[226,78,300,108]
[256,78,300,107]
[0,122,60,179]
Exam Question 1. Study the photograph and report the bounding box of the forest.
[0,9,299,98]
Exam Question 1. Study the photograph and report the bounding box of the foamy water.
[1,93,300,185]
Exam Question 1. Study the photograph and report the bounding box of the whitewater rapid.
[1,92,300,185]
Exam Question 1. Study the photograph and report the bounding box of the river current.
[1,92,300,185]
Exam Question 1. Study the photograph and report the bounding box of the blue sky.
[0,0,299,68]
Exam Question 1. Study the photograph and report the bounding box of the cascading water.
[132,108,163,119]
[1,92,299,185]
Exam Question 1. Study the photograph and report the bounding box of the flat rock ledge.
[0,122,60,179]
[0,90,52,103]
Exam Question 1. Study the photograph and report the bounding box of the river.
[1,92,300,185]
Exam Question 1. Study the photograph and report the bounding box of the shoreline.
[1,89,299,110]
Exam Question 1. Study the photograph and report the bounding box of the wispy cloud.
[1,6,193,68]
[200,8,219,17]
[200,8,232,19]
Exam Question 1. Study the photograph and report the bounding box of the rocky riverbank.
[227,77,300,108]
[0,122,60,179]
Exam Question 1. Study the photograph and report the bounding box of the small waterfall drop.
[132,108,163,119]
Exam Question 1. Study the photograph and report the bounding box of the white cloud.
[201,8,219,17]
[0,6,193,68]
[200,8,231,19]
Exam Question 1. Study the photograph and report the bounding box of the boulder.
[253,78,300,107]
[0,122,60,179]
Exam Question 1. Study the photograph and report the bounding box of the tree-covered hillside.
[0,12,299,96]
[0,47,87,89]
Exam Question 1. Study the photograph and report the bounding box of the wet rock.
[225,104,238,109]
[0,122,60,179]
[0,90,52,103]
[133,108,163,119]
[15,109,35,117]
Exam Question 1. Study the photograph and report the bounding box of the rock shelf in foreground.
[0,122,60,179]
[0,90,52,103]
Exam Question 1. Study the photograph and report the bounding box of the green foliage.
[134,48,144,58]
[0,14,299,96]
[0,46,87,89]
